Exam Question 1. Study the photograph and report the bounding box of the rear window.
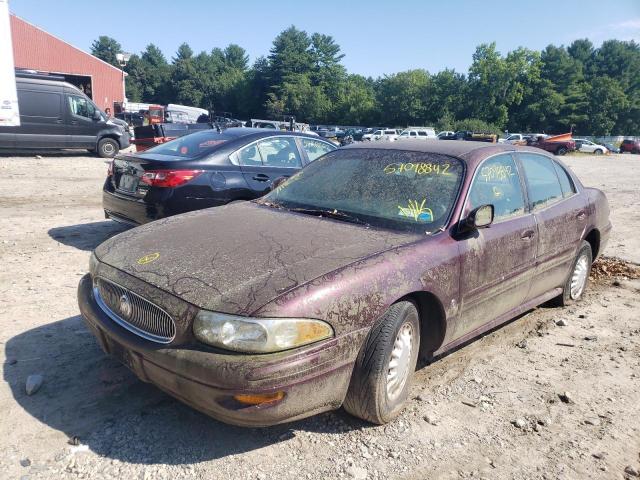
[145,130,234,158]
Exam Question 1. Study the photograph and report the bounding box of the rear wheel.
[633,148,639,154]
[556,146,568,156]
[343,300,420,424]
[97,138,119,158]
[552,240,592,307]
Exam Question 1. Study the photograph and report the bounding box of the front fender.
[254,234,460,338]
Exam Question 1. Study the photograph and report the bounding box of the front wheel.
[553,240,592,307]
[594,149,603,155]
[556,146,568,156]
[97,138,119,158]
[343,300,420,424]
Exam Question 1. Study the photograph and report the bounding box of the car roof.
[341,139,547,164]
[221,127,323,140]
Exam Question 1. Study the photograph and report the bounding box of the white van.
[398,127,437,140]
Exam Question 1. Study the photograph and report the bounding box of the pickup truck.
[528,134,576,156]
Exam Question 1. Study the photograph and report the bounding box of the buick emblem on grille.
[119,293,133,319]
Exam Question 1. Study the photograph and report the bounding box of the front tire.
[97,138,119,158]
[556,146,568,156]
[343,300,420,424]
[553,240,592,307]
[594,149,603,155]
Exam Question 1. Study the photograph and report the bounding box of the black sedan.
[103,128,336,225]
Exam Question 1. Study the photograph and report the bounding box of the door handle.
[576,211,586,220]
[252,174,270,182]
[520,230,535,240]
[55,119,63,124]
[70,121,78,125]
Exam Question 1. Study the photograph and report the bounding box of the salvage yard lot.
[0,152,639,479]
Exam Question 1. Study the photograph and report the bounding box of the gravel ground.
[0,151,639,480]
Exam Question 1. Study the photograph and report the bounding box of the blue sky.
[9,0,640,77]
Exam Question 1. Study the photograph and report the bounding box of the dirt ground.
[0,151,639,480]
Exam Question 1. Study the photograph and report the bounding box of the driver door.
[455,153,537,340]
[65,94,104,148]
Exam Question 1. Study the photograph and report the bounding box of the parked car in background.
[102,128,336,225]
[397,127,437,140]
[370,129,400,141]
[79,141,610,427]
[0,71,130,158]
[504,133,526,144]
[574,139,607,155]
[604,142,620,154]
[528,135,576,156]
[439,131,497,142]
[436,130,454,139]
[620,139,640,154]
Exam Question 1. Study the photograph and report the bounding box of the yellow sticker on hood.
[137,252,160,265]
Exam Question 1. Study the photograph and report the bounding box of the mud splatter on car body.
[78,141,611,426]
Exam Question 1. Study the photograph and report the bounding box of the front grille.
[94,277,176,344]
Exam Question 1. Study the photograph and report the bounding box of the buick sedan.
[78,141,610,426]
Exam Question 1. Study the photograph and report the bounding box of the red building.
[10,14,125,111]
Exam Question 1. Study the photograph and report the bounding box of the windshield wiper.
[289,207,370,227]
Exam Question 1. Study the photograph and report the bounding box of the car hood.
[95,203,420,315]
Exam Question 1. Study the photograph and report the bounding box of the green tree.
[90,36,122,68]
[587,76,628,135]
[377,69,431,126]
[170,43,203,107]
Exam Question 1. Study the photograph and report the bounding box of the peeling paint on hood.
[95,202,420,315]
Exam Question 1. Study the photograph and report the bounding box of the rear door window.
[237,143,263,166]
[257,137,302,168]
[519,153,564,210]
[468,154,525,221]
[300,138,334,162]
[552,161,576,198]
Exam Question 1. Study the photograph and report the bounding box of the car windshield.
[144,130,235,159]
[259,149,464,233]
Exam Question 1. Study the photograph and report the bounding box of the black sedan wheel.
[343,300,420,424]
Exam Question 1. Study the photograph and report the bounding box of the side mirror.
[460,204,494,233]
[93,110,102,121]
[270,176,288,191]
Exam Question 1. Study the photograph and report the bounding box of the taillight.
[107,160,114,176]
[140,169,204,188]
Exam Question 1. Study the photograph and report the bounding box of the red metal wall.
[10,15,125,110]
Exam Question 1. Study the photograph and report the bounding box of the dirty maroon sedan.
[77,141,611,426]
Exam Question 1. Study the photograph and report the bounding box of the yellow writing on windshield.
[384,162,451,175]
[397,199,434,222]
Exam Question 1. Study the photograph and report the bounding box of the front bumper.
[77,274,358,426]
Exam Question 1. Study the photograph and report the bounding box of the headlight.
[193,311,333,353]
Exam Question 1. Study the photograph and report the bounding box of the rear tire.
[97,138,119,158]
[556,146,568,156]
[552,240,592,307]
[343,300,420,424]
[633,149,639,154]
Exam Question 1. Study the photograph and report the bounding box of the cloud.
[566,17,640,45]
